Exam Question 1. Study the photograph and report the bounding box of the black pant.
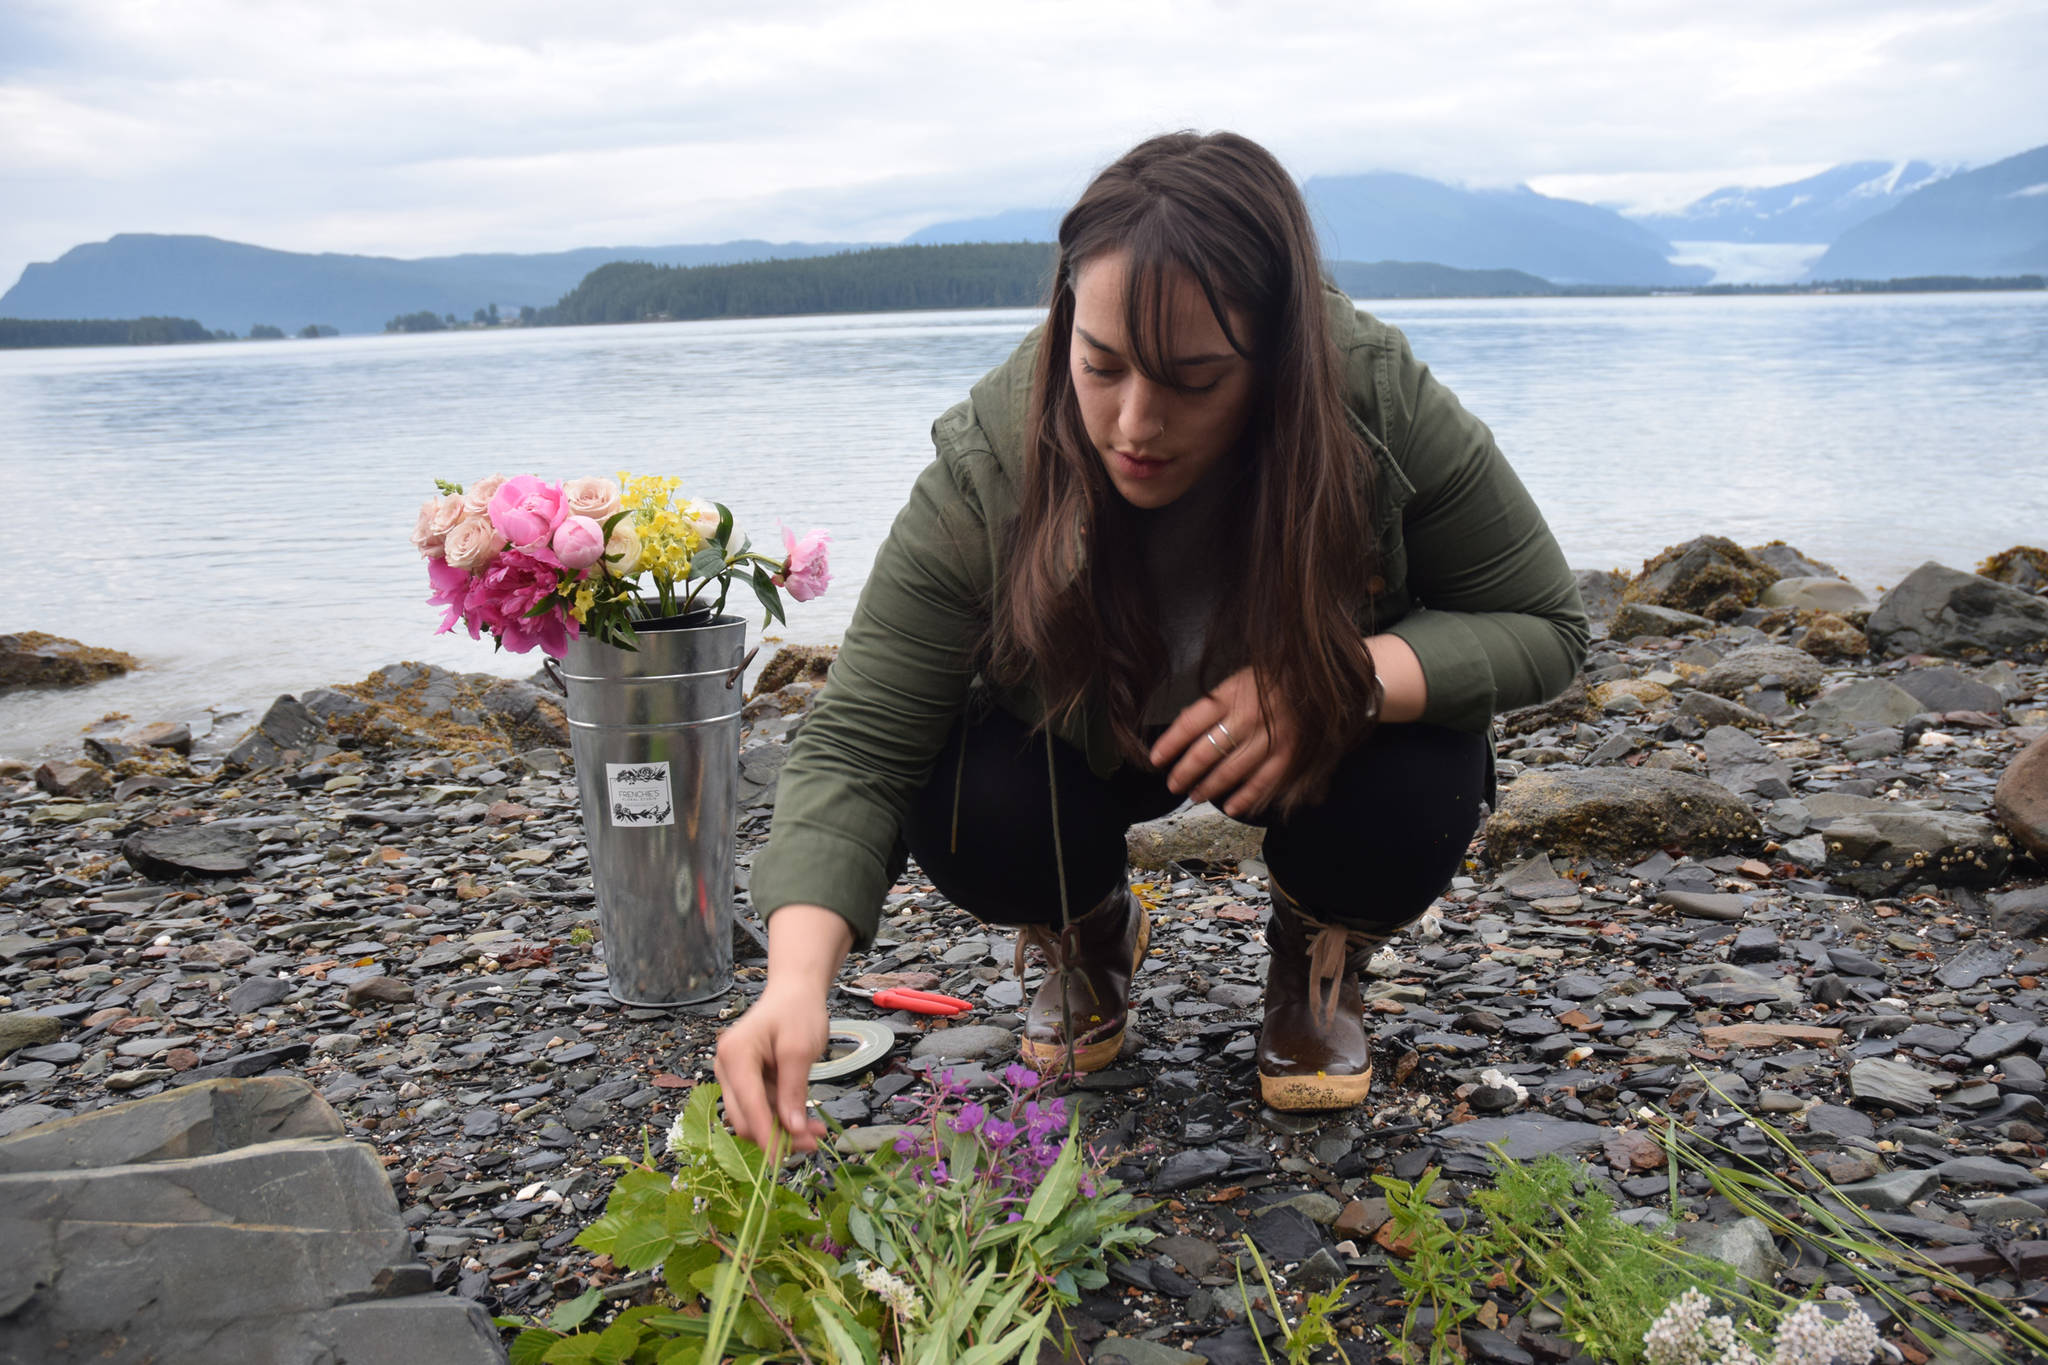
[902,707,1489,933]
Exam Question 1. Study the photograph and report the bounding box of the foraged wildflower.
[1644,1287,1880,1365]
[853,1260,922,1322]
[663,1113,688,1156]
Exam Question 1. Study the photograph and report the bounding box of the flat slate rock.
[1434,1115,1611,1160]
[120,826,259,881]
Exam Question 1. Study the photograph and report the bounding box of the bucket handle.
[725,645,760,691]
[542,658,568,695]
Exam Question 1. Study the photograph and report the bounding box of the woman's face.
[1068,252,1257,510]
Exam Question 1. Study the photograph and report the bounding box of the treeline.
[0,316,215,348]
[540,243,1059,325]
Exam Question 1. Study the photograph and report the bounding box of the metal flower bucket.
[556,612,748,1006]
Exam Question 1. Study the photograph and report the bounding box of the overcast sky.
[3,0,2045,289]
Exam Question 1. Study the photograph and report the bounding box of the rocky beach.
[3,537,2048,1364]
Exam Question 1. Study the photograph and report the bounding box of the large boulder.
[224,694,327,771]
[1759,577,1869,613]
[1996,732,2048,862]
[1819,808,2012,895]
[1128,806,1266,871]
[1622,536,1780,619]
[1609,601,1715,640]
[1748,541,1842,580]
[0,632,137,691]
[1865,562,2048,659]
[1791,679,1927,734]
[1977,545,2048,592]
[1695,644,1826,700]
[1795,612,1869,661]
[1485,769,1759,862]
[751,643,837,697]
[0,1078,504,1364]
[1893,666,2006,716]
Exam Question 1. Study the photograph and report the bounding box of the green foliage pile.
[542,243,1059,325]
[1373,1154,1731,1365]
[505,1081,1151,1364]
[0,316,214,348]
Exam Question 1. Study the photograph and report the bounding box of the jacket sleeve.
[747,443,996,950]
[1375,324,1589,731]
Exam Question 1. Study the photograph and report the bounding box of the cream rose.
[562,477,623,524]
[443,516,508,572]
[460,474,508,521]
[412,498,447,559]
[604,522,643,577]
[682,498,721,541]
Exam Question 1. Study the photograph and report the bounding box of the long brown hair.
[990,130,1382,814]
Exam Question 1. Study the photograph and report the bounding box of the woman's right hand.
[711,902,852,1154]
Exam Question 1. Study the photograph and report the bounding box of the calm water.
[3,292,2044,758]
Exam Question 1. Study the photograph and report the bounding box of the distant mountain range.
[0,235,859,336]
[1637,161,1953,244]
[1810,144,2048,279]
[5,146,2042,332]
[897,174,1708,287]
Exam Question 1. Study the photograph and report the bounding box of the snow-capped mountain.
[1636,161,1956,244]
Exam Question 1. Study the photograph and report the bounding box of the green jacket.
[751,291,1588,948]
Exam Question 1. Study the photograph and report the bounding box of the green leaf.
[610,1212,675,1273]
[542,1334,609,1365]
[814,1299,880,1365]
[749,566,786,627]
[848,1204,879,1257]
[591,1316,646,1365]
[602,509,631,538]
[510,1328,565,1365]
[714,503,733,546]
[549,1288,605,1333]
[1021,1128,1082,1229]
[688,546,727,583]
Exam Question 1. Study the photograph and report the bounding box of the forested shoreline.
[0,316,215,348]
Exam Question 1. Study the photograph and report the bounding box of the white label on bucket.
[605,762,674,827]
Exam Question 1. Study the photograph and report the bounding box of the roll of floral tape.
[808,1018,895,1081]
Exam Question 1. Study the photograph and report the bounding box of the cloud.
[2,0,2044,288]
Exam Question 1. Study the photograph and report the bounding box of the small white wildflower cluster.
[853,1260,922,1322]
[1477,1068,1529,1104]
[1643,1288,1882,1365]
[664,1113,688,1156]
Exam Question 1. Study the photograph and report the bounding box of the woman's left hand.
[1149,666,1294,819]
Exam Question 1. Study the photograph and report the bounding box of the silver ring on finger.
[1206,731,1228,756]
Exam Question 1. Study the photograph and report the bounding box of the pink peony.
[487,475,567,550]
[426,558,480,638]
[551,515,606,571]
[772,526,831,602]
[465,549,580,656]
[561,477,623,524]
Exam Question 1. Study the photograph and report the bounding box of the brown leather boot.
[1257,879,1385,1111]
[1015,884,1150,1075]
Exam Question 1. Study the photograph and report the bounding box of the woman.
[716,131,1586,1150]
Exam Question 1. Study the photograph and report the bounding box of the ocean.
[3,290,2044,758]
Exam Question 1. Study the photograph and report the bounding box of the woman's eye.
[1078,357,1120,379]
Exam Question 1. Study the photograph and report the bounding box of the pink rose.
[551,515,606,571]
[461,474,508,521]
[488,475,567,550]
[426,557,478,637]
[443,516,507,571]
[772,526,831,602]
[561,477,623,524]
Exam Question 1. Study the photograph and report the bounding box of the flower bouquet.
[412,472,829,657]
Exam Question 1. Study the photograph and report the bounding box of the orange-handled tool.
[844,985,974,1016]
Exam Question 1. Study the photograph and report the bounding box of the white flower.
[853,1259,922,1322]
[1477,1068,1529,1103]
[663,1113,688,1156]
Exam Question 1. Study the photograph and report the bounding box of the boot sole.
[1258,1063,1373,1111]
[1018,900,1150,1076]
